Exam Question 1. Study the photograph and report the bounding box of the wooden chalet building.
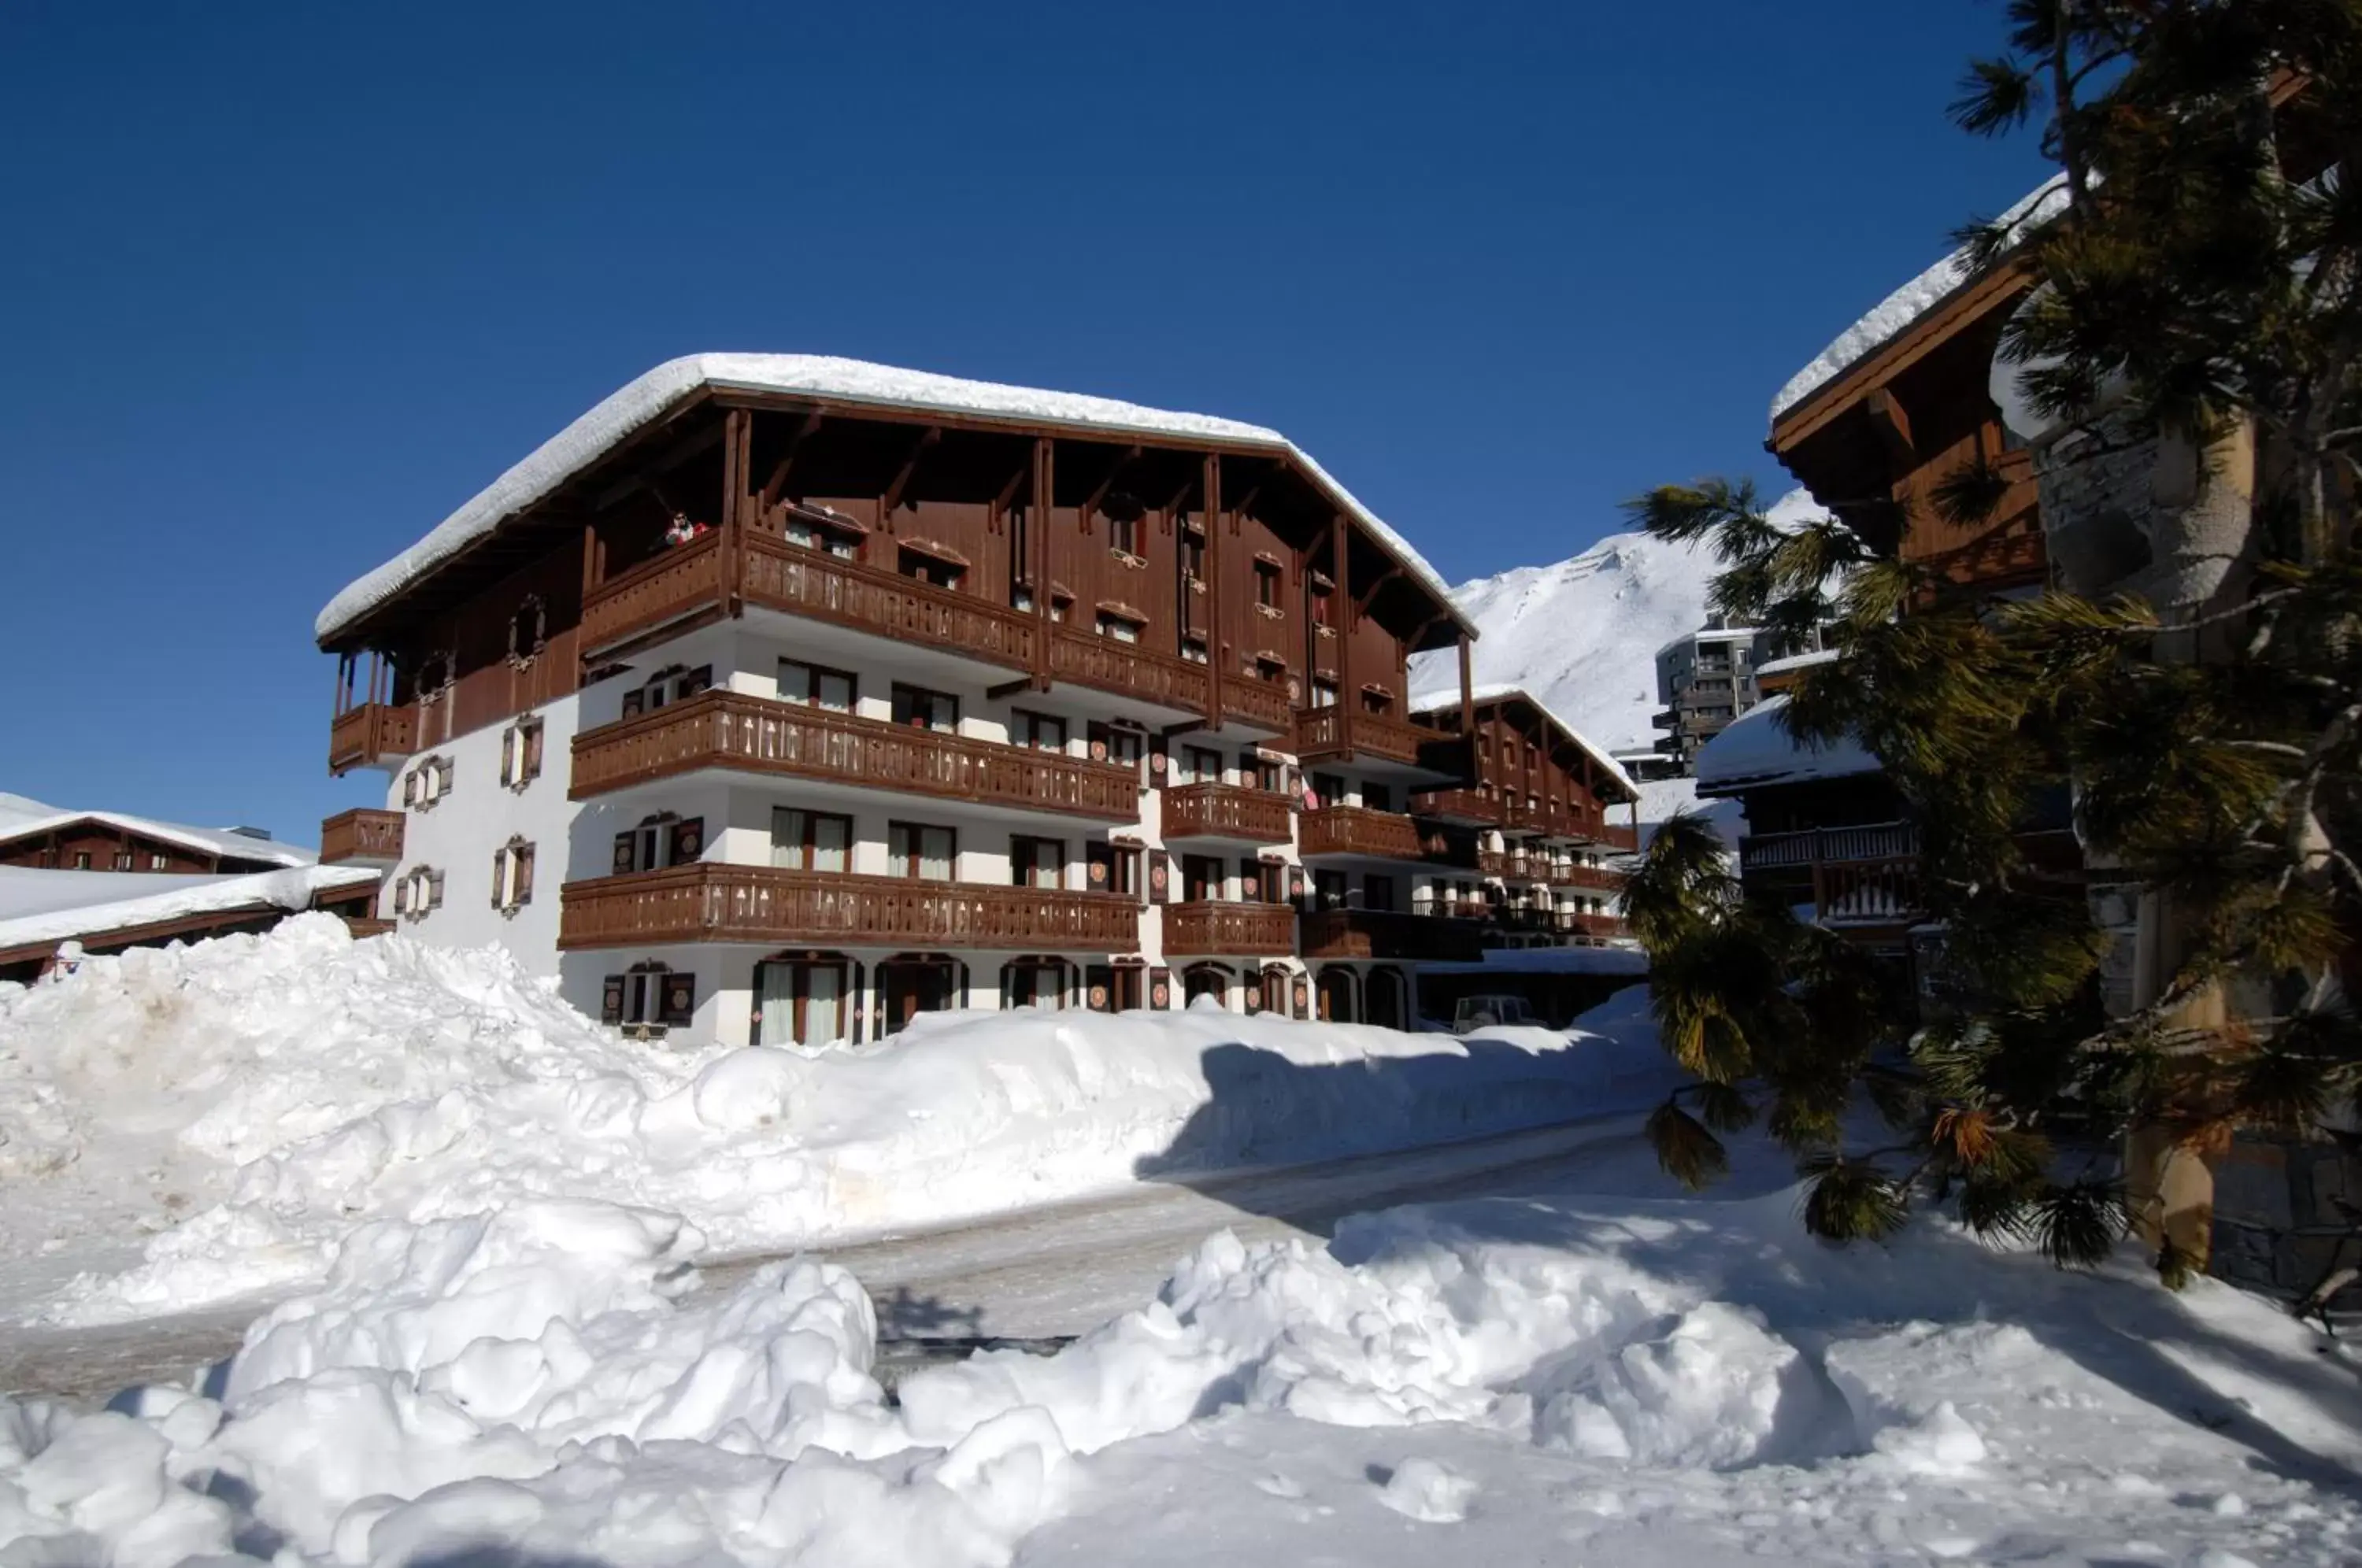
[314,355,1516,1046]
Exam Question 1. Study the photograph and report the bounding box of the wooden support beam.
[1457,635,1475,737]
[986,676,1035,701]
[1354,563,1403,612]
[1159,719,1205,741]
[1331,512,1352,730]
[721,409,750,614]
[757,410,824,511]
[1031,438,1053,690]
[879,426,942,515]
[1203,453,1224,731]
[594,421,727,510]
[1080,444,1144,518]
[1866,386,1916,472]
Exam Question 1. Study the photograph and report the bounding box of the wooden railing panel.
[1220,679,1293,730]
[319,808,405,864]
[1293,708,1431,766]
[1049,627,1209,716]
[742,535,1036,671]
[580,533,727,653]
[560,864,1138,951]
[1298,908,1485,962]
[1162,900,1294,955]
[1298,805,1427,862]
[1162,783,1291,843]
[569,691,1140,819]
[1740,821,1918,871]
[328,704,418,775]
[1412,786,1503,825]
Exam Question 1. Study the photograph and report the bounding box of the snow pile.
[2,916,1670,1325]
[9,1160,2360,1565]
[0,864,379,954]
[1407,490,1826,764]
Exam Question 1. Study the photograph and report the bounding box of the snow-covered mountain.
[1410,488,1827,759]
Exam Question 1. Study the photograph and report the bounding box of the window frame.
[887,820,957,881]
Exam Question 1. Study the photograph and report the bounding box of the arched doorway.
[1316,967,1357,1023]
[879,952,961,1035]
[1365,965,1408,1031]
[1183,963,1231,1008]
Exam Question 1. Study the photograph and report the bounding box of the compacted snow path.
[0,1119,1648,1404]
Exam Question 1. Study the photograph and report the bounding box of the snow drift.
[0,916,1663,1325]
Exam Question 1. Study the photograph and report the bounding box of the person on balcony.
[664,511,711,547]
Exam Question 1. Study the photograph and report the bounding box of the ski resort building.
[313,355,1563,1045]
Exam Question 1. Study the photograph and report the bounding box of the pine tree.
[1623,0,2362,1275]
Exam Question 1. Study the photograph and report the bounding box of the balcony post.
[1031,436,1053,690]
[1203,453,1223,730]
[722,409,750,616]
[1457,631,1473,735]
[1331,511,1352,756]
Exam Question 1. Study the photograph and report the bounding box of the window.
[1312,869,1349,911]
[1239,859,1283,902]
[613,813,702,875]
[1181,854,1226,902]
[394,865,445,920]
[1183,964,1229,1007]
[112,851,131,870]
[602,963,694,1034]
[1253,656,1287,686]
[1103,726,1146,769]
[1050,588,1072,623]
[1005,960,1069,1011]
[1309,573,1334,628]
[1311,772,1346,808]
[772,808,850,873]
[779,660,856,712]
[1088,841,1142,898]
[891,683,959,732]
[1361,686,1394,716]
[1183,746,1223,785]
[1242,753,1283,793]
[507,595,547,668]
[403,755,454,811]
[754,958,848,1047]
[889,822,956,880]
[150,853,168,871]
[1364,875,1398,913]
[1309,678,1338,709]
[621,666,712,719]
[898,545,964,590]
[1012,835,1066,889]
[1013,710,1068,753]
[72,851,91,870]
[1362,782,1394,813]
[1105,509,1141,557]
[1179,525,1206,582]
[500,718,545,790]
[491,838,535,915]
[1180,636,1209,665]
[783,506,861,559]
[880,957,957,1034]
[1254,560,1282,610]
[1095,609,1142,643]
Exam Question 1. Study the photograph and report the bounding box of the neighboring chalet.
[1701,179,2076,958]
[0,794,379,982]
[313,355,1524,1046]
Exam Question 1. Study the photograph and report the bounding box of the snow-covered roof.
[1694,694,1881,794]
[1770,174,2070,427]
[1754,647,1841,678]
[0,864,379,955]
[1411,683,1638,801]
[0,808,315,869]
[316,353,1472,644]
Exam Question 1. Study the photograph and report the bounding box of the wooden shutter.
[514,843,534,904]
[670,817,705,863]
[1288,865,1307,904]
[601,976,625,1026]
[1149,966,1172,1009]
[1087,965,1114,1013]
[491,848,507,908]
[523,723,543,781]
[1292,974,1310,1019]
[1086,841,1113,893]
[392,876,409,915]
[427,869,446,910]
[660,971,697,1027]
[1148,852,1169,904]
[1087,722,1110,764]
[613,832,635,875]
[1148,735,1168,786]
[621,687,645,719]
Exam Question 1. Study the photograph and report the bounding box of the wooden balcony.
[558,864,1138,952]
[1297,805,1432,863]
[1161,782,1291,844]
[1739,821,1918,871]
[743,534,1038,671]
[319,808,404,865]
[1411,786,1503,827]
[328,703,417,775]
[579,531,731,656]
[1293,707,1442,768]
[569,690,1139,820]
[1299,908,1485,963]
[1486,908,1628,944]
[1564,912,1628,942]
[1162,899,1294,956]
[1549,863,1626,894]
[1503,796,1630,845]
[1049,626,1205,717]
[1739,822,1923,929]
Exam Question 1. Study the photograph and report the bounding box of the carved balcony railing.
[1298,908,1485,963]
[1410,785,1504,826]
[1161,899,1295,956]
[1293,707,1437,767]
[558,864,1138,952]
[319,808,405,865]
[1739,821,1919,871]
[328,703,417,775]
[1297,805,1431,862]
[743,535,1038,671]
[1161,782,1292,844]
[569,690,1138,820]
[1048,626,1205,717]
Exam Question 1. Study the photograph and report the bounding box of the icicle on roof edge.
[317,353,1471,644]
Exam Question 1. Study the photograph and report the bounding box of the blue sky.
[0,2,2048,843]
